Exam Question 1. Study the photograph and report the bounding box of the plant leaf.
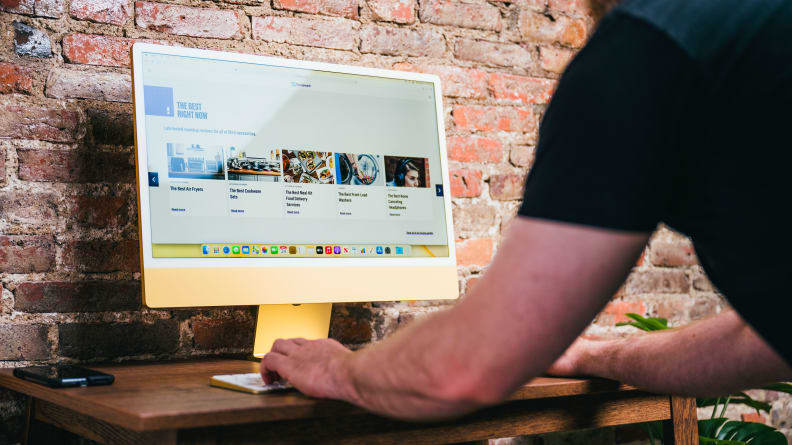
[762,382,792,395]
[699,438,747,445]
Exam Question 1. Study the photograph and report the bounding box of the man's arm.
[262,217,649,420]
[548,310,792,396]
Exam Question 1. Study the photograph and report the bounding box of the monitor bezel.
[131,42,457,270]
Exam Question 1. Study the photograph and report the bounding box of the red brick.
[446,135,502,163]
[58,320,178,359]
[17,148,135,183]
[452,106,536,133]
[449,168,482,198]
[0,325,50,360]
[540,46,574,74]
[624,270,690,295]
[419,0,501,31]
[14,281,141,313]
[46,68,131,102]
[455,238,493,267]
[0,235,55,273]
[0,98,80,143]
[649,241,698,267]
[192,317,255,350]
[70,194,129,228]
[62,33,133,67]
[509,145,535,168]
[368,0,415,24]
[465,274,482,294]
[518,10,588,47]
[1,0,63,17]
[0,192,59,227]
[87,108,134,145]
[489,172,525,200]
[453,201,496,236]
[488,73,555,105]
[329,303,373,344]
[61,239,140,272]
[393,62,487,99]
[252,16,358,51]
[135,2,243,39]
[548,0,590,16]
[600,300,646,325]
[455,39,532,68]
[361,25,445,58]
[70,0,131,25]
[273,0,357,19]
[0,62,34,95]
[741,412,766,424]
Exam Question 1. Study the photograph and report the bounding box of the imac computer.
[130,43,459,357]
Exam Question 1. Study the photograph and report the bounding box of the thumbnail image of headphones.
[385,156,430,188]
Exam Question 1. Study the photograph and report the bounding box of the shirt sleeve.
[518,11,694,232]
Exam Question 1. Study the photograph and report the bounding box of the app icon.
[395,246,404,255]
[280,246,288,254]
[342,247,349,254]
[384,246,391,255]
[270,246,278,254]
[376,246,383,255]
[222,246,231,255]
[298,246,306,254]
[316,246,324,254]
[212,247,221,254]
[325,246,333,254]
[289,246,296,254]
[242,245,250,255]
[351,247,358,255]
[333,246,341,255]
[360,247,366,254]
[232,245,241,255]
[202,245,209,255]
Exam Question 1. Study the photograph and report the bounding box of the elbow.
[429,369,513,408]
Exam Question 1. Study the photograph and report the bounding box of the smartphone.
[13,365,114,388]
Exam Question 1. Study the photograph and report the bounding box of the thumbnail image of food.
[282,150,335,184]
[226,147,281,182]
[384,156,430,188]
[334,153,385,186]
[166,143,225,180]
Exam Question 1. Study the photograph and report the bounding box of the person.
[387,159,423,187]
[261,0,792,421]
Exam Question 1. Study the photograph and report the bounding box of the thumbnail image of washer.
[167,143,225,180]
[384,156,430,188]
[282,150,335,184]
[334,153,385,186]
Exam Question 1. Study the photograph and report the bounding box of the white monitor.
[131,43,459,353]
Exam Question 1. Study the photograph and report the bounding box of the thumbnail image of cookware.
[282,150,335,184]
[335,153,384,186]
[166,143,225,180]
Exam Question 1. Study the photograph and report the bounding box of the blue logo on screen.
[202,245,209,255]
[242,246,250,255]
[143,85,174,117]
[222,246,230,254]
[376,246,383,255]
[395,246,404,255]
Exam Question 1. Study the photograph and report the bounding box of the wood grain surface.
[0,359,638,432]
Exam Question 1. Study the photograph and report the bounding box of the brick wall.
[1,0,789,443]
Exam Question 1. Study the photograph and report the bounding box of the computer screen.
[132,44,458,308]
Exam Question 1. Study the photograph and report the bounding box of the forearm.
[579,311,792,396]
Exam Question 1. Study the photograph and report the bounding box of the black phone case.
[13,367,115,388]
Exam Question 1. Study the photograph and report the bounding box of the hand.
[260,338,356,401]
[546,336,600,377]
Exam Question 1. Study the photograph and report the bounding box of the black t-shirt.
[519,0,792,363]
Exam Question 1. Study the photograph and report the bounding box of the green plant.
[617,313,791,445]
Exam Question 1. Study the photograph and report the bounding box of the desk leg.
[662,396,698,445]
[22,396,32,445]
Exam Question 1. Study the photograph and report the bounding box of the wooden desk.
[0,359,698,445]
